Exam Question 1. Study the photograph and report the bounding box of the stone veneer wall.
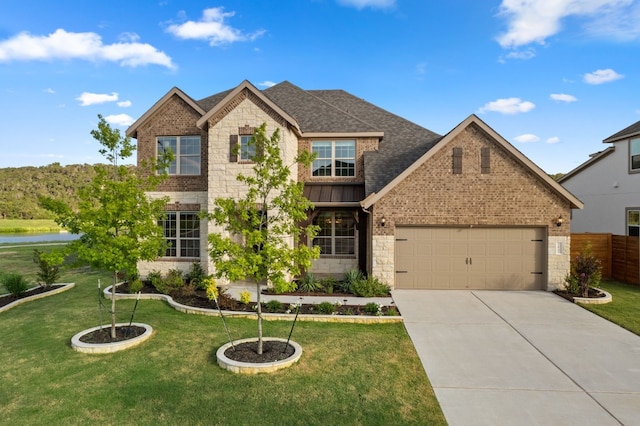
[548,235,571,290]
[370,123,573,290]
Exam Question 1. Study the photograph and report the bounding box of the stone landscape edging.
[104,284,403,324]
[0,283,75,313]
[216,337,303,374]
[573,288,612,304]
[70,322,154,354]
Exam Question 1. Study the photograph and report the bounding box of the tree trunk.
[111,271,117,339]
[256,281,263,355]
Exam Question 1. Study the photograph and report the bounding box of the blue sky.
[1,0,639,174]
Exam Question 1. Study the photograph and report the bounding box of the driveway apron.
[392,290,640,426]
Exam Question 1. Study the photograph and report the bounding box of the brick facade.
[135,94,208,192]
[371,123,572,289]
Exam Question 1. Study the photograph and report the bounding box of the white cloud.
[583,68,624,84]
[117,100,132,107]
[44,88,55,94]
[257,81,276,88]
[336,0,395,9]
[496,0,633,48]
[514,134,540,143]
[104,114,135,126]
[547,136,561,144]
[76,92,118,106]
[550,93,578,102]
[166,7,265,46]
[0,29,174,69]
[478,97,536,114]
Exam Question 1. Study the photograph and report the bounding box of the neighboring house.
[559,120,640,236]
[126,80,582,291]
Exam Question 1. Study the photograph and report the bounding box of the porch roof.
[303,183,365,207]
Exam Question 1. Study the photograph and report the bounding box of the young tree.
[207,123,320,354]
[40,115,173,338]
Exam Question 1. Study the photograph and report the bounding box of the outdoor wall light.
[555,215,564,227]
[381,216,386,227]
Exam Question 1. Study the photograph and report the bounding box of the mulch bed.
[0,285,63,309]
[78,325,146,344]
[116,282,398,316]
[224,340,295,363]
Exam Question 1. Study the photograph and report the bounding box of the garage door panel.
[395,227,545,290]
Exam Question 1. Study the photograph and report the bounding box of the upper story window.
[240,135,256,161]
[630,138,640,172]
[628,209,639,236]
[311,140,355,177]
[157,136,201,175]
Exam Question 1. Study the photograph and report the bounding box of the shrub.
[320,277,338,294]
[351,276,391,297]
[185,262,206,289]
[317,301,336,315]
[341,269,364,293]
[204,277,218,300]
[4,273,29,297]
[272,280,297,294]
[239,290,252,304]
[127,270,143,294]
[565,243,602,297]
[385,306,400,316]
[297,273,321,292]
[33,249,63,288]
[153,269,184,295]
[264,299,283,312]
[147,270,163,291]
[364,302,383,315]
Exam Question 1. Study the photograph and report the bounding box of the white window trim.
[157,136,201,175]
[161,211,201,258]
[239,135,256,161]
[312,211,356,256]
[630,138,640,173]
[311,140,356,178]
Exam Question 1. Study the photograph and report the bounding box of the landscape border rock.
[573,288,612,304]
[71,322,153,354]
[104,284,403,324]
[216,337,303,374]
[0,283,75,313]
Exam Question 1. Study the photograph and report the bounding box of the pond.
[0,232,80,244]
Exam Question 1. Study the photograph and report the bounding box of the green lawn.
[0,245,446,425]
[579,280,640,336]
[0,219,61,233]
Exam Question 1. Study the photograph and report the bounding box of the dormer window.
[630,138,640,172]
[311,140,355,177]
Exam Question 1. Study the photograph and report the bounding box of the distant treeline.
[0,163,98,220]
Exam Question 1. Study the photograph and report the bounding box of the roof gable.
[557,146,615,183]
[126,87,205,138]
[195,80,300,133]
[362,114,583,209]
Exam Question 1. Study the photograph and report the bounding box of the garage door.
[395,227,545,290]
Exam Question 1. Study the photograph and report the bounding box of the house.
[559,120,640,236]
[126,80,582,291]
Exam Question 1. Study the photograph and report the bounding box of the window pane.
[240,135,256,160]
[312,237,332,255]
[158,137,177,174]
[335,141,355,158]
[335,159,355,176]
[180,137,200,155]
[628,210,640,226]
[312,159,332,176]
[180,239,200,258]
[314,212,333,236]
[335,237,354,255]
[631,139,640,170]
[334,212,354,236]
[312,142,332,158]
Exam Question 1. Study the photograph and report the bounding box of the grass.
[0,219,61,233]
[0,245,446,425]
[578,279,640,336]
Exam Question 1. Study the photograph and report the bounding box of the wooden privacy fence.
[570,233,640,285]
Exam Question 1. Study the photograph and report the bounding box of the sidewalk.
[225,284,394,307]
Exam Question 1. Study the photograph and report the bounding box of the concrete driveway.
[392,290,640,426]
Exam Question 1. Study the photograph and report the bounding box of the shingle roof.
[603,120,640,143]
[196,80,442,196]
